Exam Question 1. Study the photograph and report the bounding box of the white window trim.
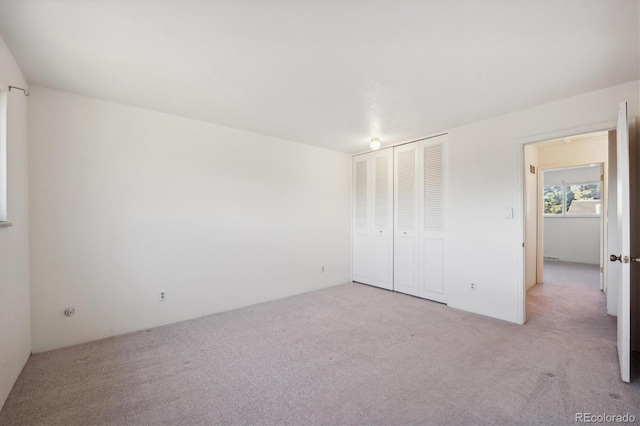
[0,87,7,223]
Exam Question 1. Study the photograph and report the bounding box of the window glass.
[566,184,601,215]
[543,186,563,215]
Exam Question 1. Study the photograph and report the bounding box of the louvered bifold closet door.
[419,135,447,302]
[393,142,420,296]
[353,155,373,285]
[371,149,393,290]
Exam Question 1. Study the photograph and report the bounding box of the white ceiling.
[0,1,638,153]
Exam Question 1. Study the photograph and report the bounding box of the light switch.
[505,208,514,219]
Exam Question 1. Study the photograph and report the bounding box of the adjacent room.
[0,1,639,424]
[539,162,605,320]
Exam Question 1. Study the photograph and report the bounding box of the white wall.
[29,86,352,353]
[445,80,638,323]
[544,166,601,184]
[544,218,600,264]
[537,138,608,170]
[26,79,640,350]
[0,36,30,409]
[543,166,603,265]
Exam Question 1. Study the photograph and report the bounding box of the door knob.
[610,254,622,262]
[631,257,640,263]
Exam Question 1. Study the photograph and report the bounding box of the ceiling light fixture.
[370,138,381,150]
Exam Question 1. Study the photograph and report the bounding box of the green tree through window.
[544,186,563,214]
[566,184,600,211]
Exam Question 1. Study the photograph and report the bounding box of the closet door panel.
[352,156,372,284]
[422,238,444,295]
[374,154,392,230]
[372,150,394,290]
[419,135,447,302]
[373,232,392,286]
[395,236,416,290]
[353,233,371,282]
[393,143,419,296]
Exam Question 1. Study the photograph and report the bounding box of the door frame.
[536,162,606,286]
[516,120,617,324]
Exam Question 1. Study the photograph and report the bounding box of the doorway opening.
[520,106,638,384]
[523,130,614,321]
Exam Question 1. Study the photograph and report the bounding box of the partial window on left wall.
[0,88,7,222]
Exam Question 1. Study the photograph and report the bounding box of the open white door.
[612,101,631,383]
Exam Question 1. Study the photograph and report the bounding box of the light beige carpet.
[1,261,638,425]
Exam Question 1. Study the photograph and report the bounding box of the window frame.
[542,185,564,216]
[0,87,7,223]
[543,179,602,218]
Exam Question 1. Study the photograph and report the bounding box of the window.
[543,182,601,216]
[566,183,601,214]
[543,186,563,215]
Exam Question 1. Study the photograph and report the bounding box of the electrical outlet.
[159,290,167,301]
[321,266,325,273]
[470,283,477,291]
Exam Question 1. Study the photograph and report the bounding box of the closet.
[352,134,447,303]
[394,134,447,303]
[352,148,393,290]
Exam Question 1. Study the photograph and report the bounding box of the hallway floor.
[527,261,603,330]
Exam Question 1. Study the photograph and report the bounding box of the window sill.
[543,215,601,219]
[0,222,13,228]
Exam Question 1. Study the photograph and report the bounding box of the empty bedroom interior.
[0,1,639,424]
